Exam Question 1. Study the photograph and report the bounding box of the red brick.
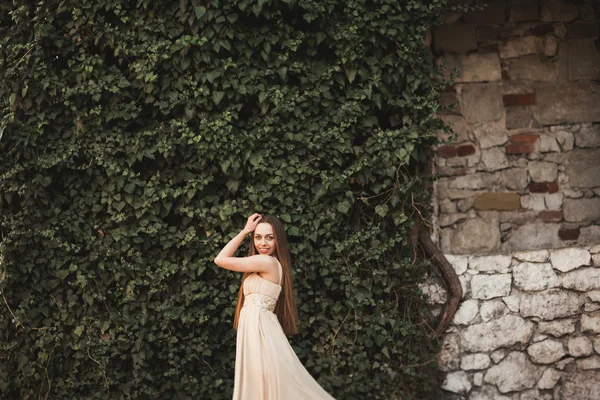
[503,93,537,107]
[457,144,476,157]
[559,227,580,241]
[438,145,457,158]
[547,181,559,193]
[538,210,563,222]
[506,143,534,155]
[529,182,549,193]
[510,134,539,144]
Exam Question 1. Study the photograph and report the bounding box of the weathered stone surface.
[579,226,600,246]
[509,0,538,21]
[561,268,600,291]
[537,367,561,389]
[434,23,478,54]
[537,318,577,337]
[520,289,584,320]
[441,370,472,394]
[509,55,556,81]
[529,161,558,183]
[439,212,468,227]
[576,355,600,370]
[452,218,501,254]
[564,198,600,223]
[545,193,563,210]
[540,0,579,22]
[461,353,491,371]
[569,39,600,81]
[581,313,600,333]
[471,274,512,300]
[554,129,575,151]
[587,291,600,302]
[470,385,512,400]
[464,0,507,25]
[445,254,469,275]
[527,339,567,364]
[568,149,600,189]
[514,249,549,263]
[491,349,507,363]
[453,299,479,325]
[480,148,508,172]
[550,247,591,272]
[539,134,561,153]
[503,222,560,252]
[505,106,537,130]
[460,315,533,352]
[473,123,508,149]
[499,167,528,190]
[473,372,483,386]
[500,36,544,58]
[462,84,503,123]
[544,35,559,57]
[473,192,520,211]
[484,351,540,393]
[479,299,508,322]
[560,371,600,399]
[535,83,600,125]
[438,333,460,371]
[502,295,520,312]
[450,173,497,190]
[439,53,502,83]
[575,124,600,148]
[513,262,559,291]
[420,281,447,304]
[594,336,600,354]
[567,336,594,357]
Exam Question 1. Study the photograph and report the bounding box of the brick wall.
[432,0,600,255]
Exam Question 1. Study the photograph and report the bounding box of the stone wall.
[436,245,600,399]
[432,0,600,255]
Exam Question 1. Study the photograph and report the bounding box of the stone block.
[519,289,584,320]
[506,107,538,130]
[540,0,579,22]
[569,148,600,188]
[439,52,502,83]
[445,254,468,275]
[509,55,556,81]
[529,161,558,183]
[514,249,549,262]
[509,0,539,22]
[469,254,512,273]
[560,371,600,399]
[451,218,501,254]
[500,36,544,58]
[550,247,591,272]
[575,124,600,148]
[437,114,470,143]
[472,123,508,149]
[471,274,512,300]
[569,39,600,81]
[561,268,600,291]
[580,4,595,21]
[537,368,561,389]
[539,135,561,152]
[441,371,472,394]
[567,336,594,357]
[461,353,491,371]
[453,299,479,325]
[499,168,528,190]
[480,147,509,171]
[513,262,559,291]
[544,193,563,210]
[576,355,600,370]
[535,83,600,125]
[462,84,502,123]
[545,36,559,57]
[479,299,508,322]
[460,315,533,352]
[503,222,560,251]
[554,129,574,151]
[578,225,600,246]
[527,339,567,364]
[564,198,600,222]
[434,23,478,54]
[450,172,497,190]
[484,351,540,393]
[473,192,520,211]
[581,313,600,333]
[537,318,577,337]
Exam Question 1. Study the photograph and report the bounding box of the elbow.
[214,256,222,267]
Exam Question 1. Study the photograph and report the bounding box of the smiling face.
[254,222,277,256]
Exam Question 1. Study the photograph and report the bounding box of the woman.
[214,213,336,400]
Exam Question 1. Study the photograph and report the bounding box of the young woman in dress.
[214,213,336,400]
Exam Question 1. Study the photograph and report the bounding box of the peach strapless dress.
[232,259,335,400]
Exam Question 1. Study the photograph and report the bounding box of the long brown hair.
[232,215,299,335]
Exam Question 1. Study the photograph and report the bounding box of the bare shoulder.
[257,256,280,283]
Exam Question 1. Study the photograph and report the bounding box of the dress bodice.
[242,261,282,312]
